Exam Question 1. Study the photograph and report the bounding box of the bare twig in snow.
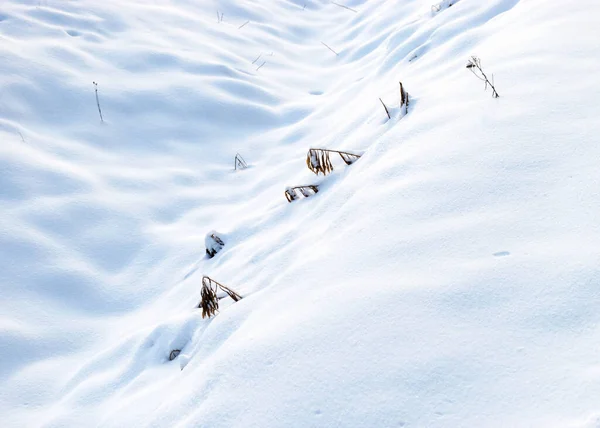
[321,42,339,56]
[466,56,499,98]
[234,153,248,170]
[332,1,358,13]
[252,54,262,64]
[92,81,104,123]
[238,20,249,29]
[379,98,390,120]
[256,61,266,71]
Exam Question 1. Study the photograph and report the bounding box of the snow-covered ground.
[2,0,600,426]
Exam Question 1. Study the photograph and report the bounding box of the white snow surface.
[1,0,600,426]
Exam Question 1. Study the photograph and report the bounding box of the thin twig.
[321,42,339,56]
[238,20,249,29]
[234,153,248,170]
[93,81,104,123]
[309,148,360,156]
[379,98,391,120]
[256,61,266,71]
[252,53,262,64]
[331,1,358,13]
[18,131,25,142]
[467,56,499,98]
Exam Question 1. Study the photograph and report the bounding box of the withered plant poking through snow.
[198,276,243,319]
[285,185,319,202]
[93,81,104,123]
[205,231,225,258]
[399,82,409,115]
[234,153,248,170]
[306,148,361,175]
[379,98,391,120]
[466,56,500,98]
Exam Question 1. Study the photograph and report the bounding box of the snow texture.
[1,0,600,427]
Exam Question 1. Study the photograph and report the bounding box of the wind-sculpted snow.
[2,0,600,426]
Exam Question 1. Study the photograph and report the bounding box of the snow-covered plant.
[306,148,361,175]
[198,276,243,319]
[285,185,319,202]
[234,153,248,170]
[399,81,409,116]
[466,56,500,98]
[205,231,225,258]
[307,148,333,175]
[285,187,299,202]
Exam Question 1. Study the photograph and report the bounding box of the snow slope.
[2,0,600,426]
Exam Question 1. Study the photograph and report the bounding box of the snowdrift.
[1,0,600,426]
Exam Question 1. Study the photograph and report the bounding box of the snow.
[1,0,600,426]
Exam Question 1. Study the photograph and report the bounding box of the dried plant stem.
[198,276,242,318]
[379,98,391,120]
[238,20,249,29]
[285,185,319,202]
[467,56,499,98]
[399,81,409,114]
[321,42,339,56]
[331,1,358,13]
[306,148,361,175]
[218,283,242,302]
[234,153,248,170]
[93,81,104,123]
